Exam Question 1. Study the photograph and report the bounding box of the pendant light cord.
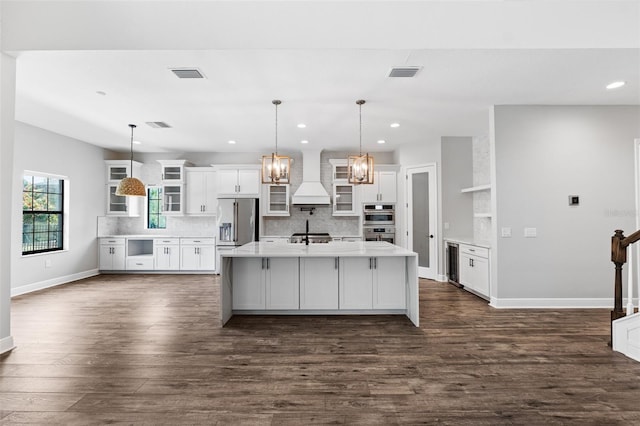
[129,124,136,172]
[272,99,281,155]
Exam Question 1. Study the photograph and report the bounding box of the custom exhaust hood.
[291,150,331,205]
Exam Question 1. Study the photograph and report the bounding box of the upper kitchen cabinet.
[158,160,191,216]
[214,165,261,198]
[329,159,358,216]
[263,184,290,216]
[104,160,142,217]
[360,168,398,203]
[157,159,191,183]
[185,167,217,216]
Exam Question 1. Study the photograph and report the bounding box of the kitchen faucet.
[304,219,309,246]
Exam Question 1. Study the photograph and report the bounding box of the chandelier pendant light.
[348,99,374,185]
[261,99,291,184]
[115,124,146,197]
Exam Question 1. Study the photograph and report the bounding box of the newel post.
[611,230,627,326]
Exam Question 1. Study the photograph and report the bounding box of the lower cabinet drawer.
[459,244,489,259]
[126,257,154,270]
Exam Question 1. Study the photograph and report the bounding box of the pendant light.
[261,99,291,184]
[115,124,146,197]
[348,99,374,184]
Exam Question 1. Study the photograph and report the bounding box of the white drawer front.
[126,257,154,270]
[154,238,180,246]
[100,238,125,245]
[460,244,489,258]
[180,238,215,246]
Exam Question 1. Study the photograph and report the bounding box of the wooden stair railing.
[610,229,640,344]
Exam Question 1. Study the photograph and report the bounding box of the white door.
[185,170,205,215]
[406,165,438,279]
[237,169,260,196]
[378,171,397,203]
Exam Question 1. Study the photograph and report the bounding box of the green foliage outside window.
[23,175,64,254]
[148,187,166,229]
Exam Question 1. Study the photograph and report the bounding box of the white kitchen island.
[220,241,419,326]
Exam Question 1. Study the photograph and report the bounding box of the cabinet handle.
[261,258,265,269]
[267,258,270,269]
[374,257,377,269]
[369,258,372,269]
[469,248,475,252]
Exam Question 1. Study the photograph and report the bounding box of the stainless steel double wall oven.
[363,203,395,243]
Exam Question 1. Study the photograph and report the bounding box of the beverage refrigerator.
[215,198,259,273]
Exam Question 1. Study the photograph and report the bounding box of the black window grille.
[148,187,166,229]
[22,175,64,255]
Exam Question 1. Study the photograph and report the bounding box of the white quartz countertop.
[222,241,417,258]
[99,235,213,239]
[443,238,490,249]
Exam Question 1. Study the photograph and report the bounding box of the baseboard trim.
[0,336,15,355]
[11,269,100,297]
[490,297,618,309]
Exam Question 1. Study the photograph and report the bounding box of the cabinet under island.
[220,241,419,326]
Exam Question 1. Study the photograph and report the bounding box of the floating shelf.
[474,213,492,218]
[461,184,491,193]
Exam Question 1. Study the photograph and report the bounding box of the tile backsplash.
[97,215,216,237]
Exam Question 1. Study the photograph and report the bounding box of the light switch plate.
[501,227,512,238]
[524,227,537,238]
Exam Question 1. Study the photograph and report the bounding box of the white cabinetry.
[154,238,180,270]
[231,257,299,310]
[215,167,260,197]
[185,167,217,215]
[361,170,397,203]
[104,160,142,217]
[180,238,216,271]
[329,159,358,216]
[265,257,299,309]
[300,257,339,309]
[158,160,190,216]
[99,238,125,270]
[339,256,406,309]
[459,244,490,299]
[263,184,290,216]
[339,257,373,309]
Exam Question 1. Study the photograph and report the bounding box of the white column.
[627,245,635,315]
[0,49,17,354]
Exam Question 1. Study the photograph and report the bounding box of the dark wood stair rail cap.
[609,228,640,345]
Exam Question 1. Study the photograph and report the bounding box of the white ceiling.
[5,1,640,154]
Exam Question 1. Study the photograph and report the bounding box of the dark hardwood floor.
[1,274,639,424]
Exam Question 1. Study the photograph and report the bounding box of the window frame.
[147,186,167,229]
[22,173,65,256]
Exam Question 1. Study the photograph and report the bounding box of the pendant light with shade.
[115,124,146,197]
[348,100,374,185]
[261,100,291,184]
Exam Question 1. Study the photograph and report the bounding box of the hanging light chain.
[273,100,281,155]
[357,100,365,156]
[129,124,136,172]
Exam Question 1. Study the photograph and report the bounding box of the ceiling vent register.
[388,67,422,78]
[145,121,172,129]
[170,68,205,79]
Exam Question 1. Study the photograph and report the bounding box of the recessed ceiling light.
[95,90,106,96]
[300,140,309,144]
[390,123,400,128]
[133,140,142,145]
[228,140,236,144]
[297,123,306,128]
[606,81,626,90]
[377,140,386,144]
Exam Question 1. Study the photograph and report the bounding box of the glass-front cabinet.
[157,160,191,216]
[263,184,290,216]
[162,185,183,215]
[333,184,357,216]
[104,160,142,216]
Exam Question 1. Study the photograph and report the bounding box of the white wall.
[442,137,473,240]
[0,41,17,351]
[493,106,640,303]
[11,122,106,294]
[393,137,444,277]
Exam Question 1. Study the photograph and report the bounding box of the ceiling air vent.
[170,68,205,79]
[388,67,422,78]
[146,121,172,129]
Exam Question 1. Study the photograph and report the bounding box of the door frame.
[405,163,439,280]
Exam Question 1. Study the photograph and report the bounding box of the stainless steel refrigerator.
[215,198,259,273]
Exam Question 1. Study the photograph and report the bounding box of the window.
[23,174,64,255]
[148,187,166,229]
